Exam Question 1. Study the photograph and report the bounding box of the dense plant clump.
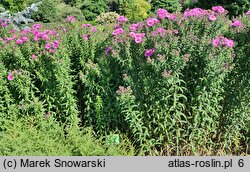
[0,117,134,155]
[0,5,249,155]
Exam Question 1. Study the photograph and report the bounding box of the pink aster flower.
[82,24,92,28]
[49,49,55,54]
[129,32,136,38]
[42,34,50,41]
[145,48,155,57]
[21,29,29,35]
[16,39,23,45]
[173,29,179,34]
[44,30,50,34]
[117,16,128,23]
[130,32,145,44]
[52,42,59,49]
[146,18,159,27]
[82,34,90,41]
[184,8,205,17]
[231,20,241,27]
[66,16,76,23]
[136,33,145,38]
[221,37,229,45]
[151,31,158,37]
[91,27,97,32]
[169,14,176,21]
[33,30,40,36]
[212,38,220,47]
[134,37,143,44]
[54,40,59,45]
[212,6,225,14]
[32,24,41,30]
[129,26,137,31]
[146,18,154,27]
[31,54,36,60]
[208,15,216,21]
[10,29,16,33]
[34,36,40,41]
[114,24,121,29]
[7,74,13,81]
[157,27,166,33]
[156,8,169,19]
[246,10,250,15]
[225,39,234,48]
[112,28,124,36]
[49,30,55,35]
[45,43,51,50]
[105,46,112,54]
[21,36,28,42]
[1,22,7,27]
[129,24,138,31]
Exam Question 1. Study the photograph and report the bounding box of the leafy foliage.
[0,117,134,155]
[27,0,58,22]
[106,0,131,15]
[63,0,78,6]
[150,0,182,12]
[77,0,108,21]
[0,0,27,13]
[125,0,151,21]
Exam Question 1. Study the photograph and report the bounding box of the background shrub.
[125,0,151,21]
[106,0,131,15]
[95,12,120,24]
[106,0,120,13]
[56,2,84,21]
[150,0,182,12]
[0,0,27,13]
[77,0,108,21]
[27,0,58,22]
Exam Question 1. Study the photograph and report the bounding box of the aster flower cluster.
[212,35,234,48]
